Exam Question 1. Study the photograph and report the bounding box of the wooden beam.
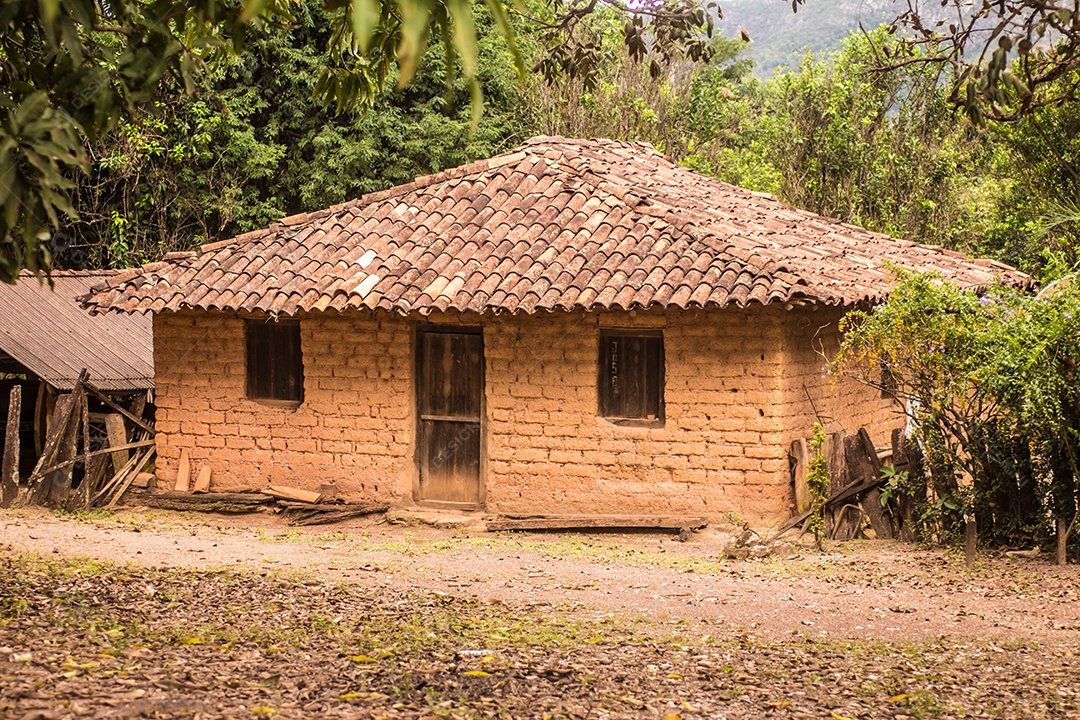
[288,506,390,526]
[2,385,21,508]
[29,439,156,478]
[487,515,708,532]
[81,381,154,434]
[266,485,322,503]
[140,492,277,513]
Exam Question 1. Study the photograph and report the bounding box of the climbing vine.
[807,422,831,549]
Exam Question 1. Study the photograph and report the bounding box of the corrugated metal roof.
[0,270,153,391]
[84,136,1028,317]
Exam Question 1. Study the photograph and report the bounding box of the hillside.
[716,0,906,75]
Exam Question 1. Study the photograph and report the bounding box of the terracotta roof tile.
[85,137,1029,317]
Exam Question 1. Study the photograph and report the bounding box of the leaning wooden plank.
[265,485,322,503]
[104,413,129,474]
[856,427,893,540]
[81,381,154,435]
[2,385,21,508]
[772,508,812,538]
[30,439,157,478]
[90,450,141,506]
[25,388,81,505]
[107,447,155,508]
[43,390,83,509]
[139,493,277,513]
[193,466,211,494]
[487,515,708,531]
[175,448,191,492]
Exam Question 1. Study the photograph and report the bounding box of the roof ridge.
[190,145,547,258]
[344,147,535,212]
[18,268,122,278]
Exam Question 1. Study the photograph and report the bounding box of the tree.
[834,268,1080,557]
[0,0,293,281]
[853,0,1080,123]
[1,0,717,282]
[61,0,527,267]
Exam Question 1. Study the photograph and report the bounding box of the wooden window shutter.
[246,319,304,403]
[598,330,664,421]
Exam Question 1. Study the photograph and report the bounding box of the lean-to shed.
[0,270,153,477]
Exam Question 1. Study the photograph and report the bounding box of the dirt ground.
[2,507,1080,719]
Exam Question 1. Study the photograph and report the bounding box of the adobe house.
[84,137,1024,522]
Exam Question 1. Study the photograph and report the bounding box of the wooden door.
[416,328,483,505]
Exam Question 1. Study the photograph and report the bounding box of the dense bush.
[834,269,1080,555]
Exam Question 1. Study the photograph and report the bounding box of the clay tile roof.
[83,136,1029,317]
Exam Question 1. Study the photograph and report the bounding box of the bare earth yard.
[2,508,1080,719]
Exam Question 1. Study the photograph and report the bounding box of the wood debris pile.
[140,483,388,526]
[783,427,920,542]
[2,370,154,511]
[722,526,795,559]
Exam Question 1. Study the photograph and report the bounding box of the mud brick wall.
[153,310,415,502]
[780,305,903,452]
[153,304,901,522]
[477,306,790,521]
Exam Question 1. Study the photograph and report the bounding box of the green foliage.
[834,269,1080,547]
[877,465,910,511]
[2,0,716,280]
[0,0,296,281]
[62,0,526,267]
[806,422,831,548]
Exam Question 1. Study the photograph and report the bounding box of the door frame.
[413,323,486,509]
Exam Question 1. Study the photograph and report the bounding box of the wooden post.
[790,438,810,514]
[1057,519,1067,566]
[2,385,21,508]
[27,391,78,505]
[45,391,81,508]
[824,430,848,539]
[892,428,916,543]
[965,515,977,569]
[70,393,93,512]
[104,413,129,474]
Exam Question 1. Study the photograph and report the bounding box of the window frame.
[597,328,665,427]
[245,318,304,407]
